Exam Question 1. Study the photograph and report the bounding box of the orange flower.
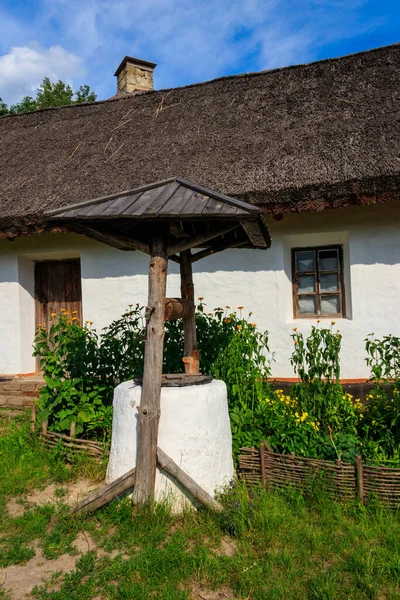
[225,305,231,309]
[251,323,257,327]
[72,310,78,314]
[292,327,297,331]
[50,312,57,317]
[198,297,204,301]
[224,318,231,323]
[294,340,298,345]
[72,317,78,321]
[249,311,253,315]
[237,306,244,310]
[331,321,336,325]
[317,319,321,323]
[237,325,242,331]
[37,323,43,327]
[85,320,93,325]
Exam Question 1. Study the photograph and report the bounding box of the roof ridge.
[1,42,399,121]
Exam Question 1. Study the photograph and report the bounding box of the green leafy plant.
[361,335,400,461]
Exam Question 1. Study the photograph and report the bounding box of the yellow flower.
[331,321,336,325]
[85,320,93,325]
[294,340,298,345]
[237,325,242,331]
[372,419,376,425]
[72,310,78,314]
[72,317,78,321]
[317,319,321,323]
[51,312,57,317]
[37,323,43,327]
[292,327,297,331]
[360,413,364,419]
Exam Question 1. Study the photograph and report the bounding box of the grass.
[0,410,400,599]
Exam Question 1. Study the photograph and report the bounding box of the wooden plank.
[158,186,195,217]
[201,197,224,216]
[220,203,239,215]
[70,468,136,515]
[191,238,247,263]
[167,225,237,256]
[132,229,169,505]
[157,447,223,512]
[99,192,145,217]
[178,192,209,215]
[141,182,181,216]
[176,177,261,214]
[46,177,178,217]
[240,219,270,248]
[180,249,199,374]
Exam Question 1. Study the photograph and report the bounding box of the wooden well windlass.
[46,177,271,506]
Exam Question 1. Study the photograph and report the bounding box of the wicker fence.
[39,418,109,462]
[238,445,400,508]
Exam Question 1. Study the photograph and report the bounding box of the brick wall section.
[0,377,43,410]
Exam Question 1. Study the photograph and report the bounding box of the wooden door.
[35,258,82,336]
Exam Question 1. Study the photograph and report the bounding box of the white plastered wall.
[1,201,400,378]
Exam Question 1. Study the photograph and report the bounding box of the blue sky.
[0,0,399,105]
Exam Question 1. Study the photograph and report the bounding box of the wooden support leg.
[132,232,168,506]
[180,249,200,374]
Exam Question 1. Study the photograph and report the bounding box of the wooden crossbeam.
[167,225,238,256]
[191,240,248,263]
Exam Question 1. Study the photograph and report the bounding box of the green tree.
[0,77,96,115]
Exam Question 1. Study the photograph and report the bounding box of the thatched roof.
[1,43,399,235]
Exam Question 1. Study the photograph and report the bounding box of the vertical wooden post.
[180,249,199,374]
[355,454,364,504]
[133,231,169,506]
[259,443,266,489]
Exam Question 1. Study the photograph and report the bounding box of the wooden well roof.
[46,177,271,258]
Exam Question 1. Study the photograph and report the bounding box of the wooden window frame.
[292,245,345,319]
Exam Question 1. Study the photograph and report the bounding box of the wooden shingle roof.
[46,177,271,256]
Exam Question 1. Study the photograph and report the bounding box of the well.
[47,177,270,514]
[106,378,234,509]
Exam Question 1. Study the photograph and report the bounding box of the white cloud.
[0,44,84,105]
[0,0,383,103]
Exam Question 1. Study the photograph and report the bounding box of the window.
[292,246,345,318]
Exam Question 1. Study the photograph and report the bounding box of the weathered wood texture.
[180,250,199,374]
[46,178,271,255]
[71,468,136,515]
[164,298,192,321]
[157,447,223,512]
[35,259,82,371]
[132,232,169,505]
[239,446,400,507]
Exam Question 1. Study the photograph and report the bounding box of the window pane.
[321,295,340,315]
[320,273,339,293]
[296,251,315,272]
[298,274,315,293]
[298,295,317,315]
[319,249,338,271]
